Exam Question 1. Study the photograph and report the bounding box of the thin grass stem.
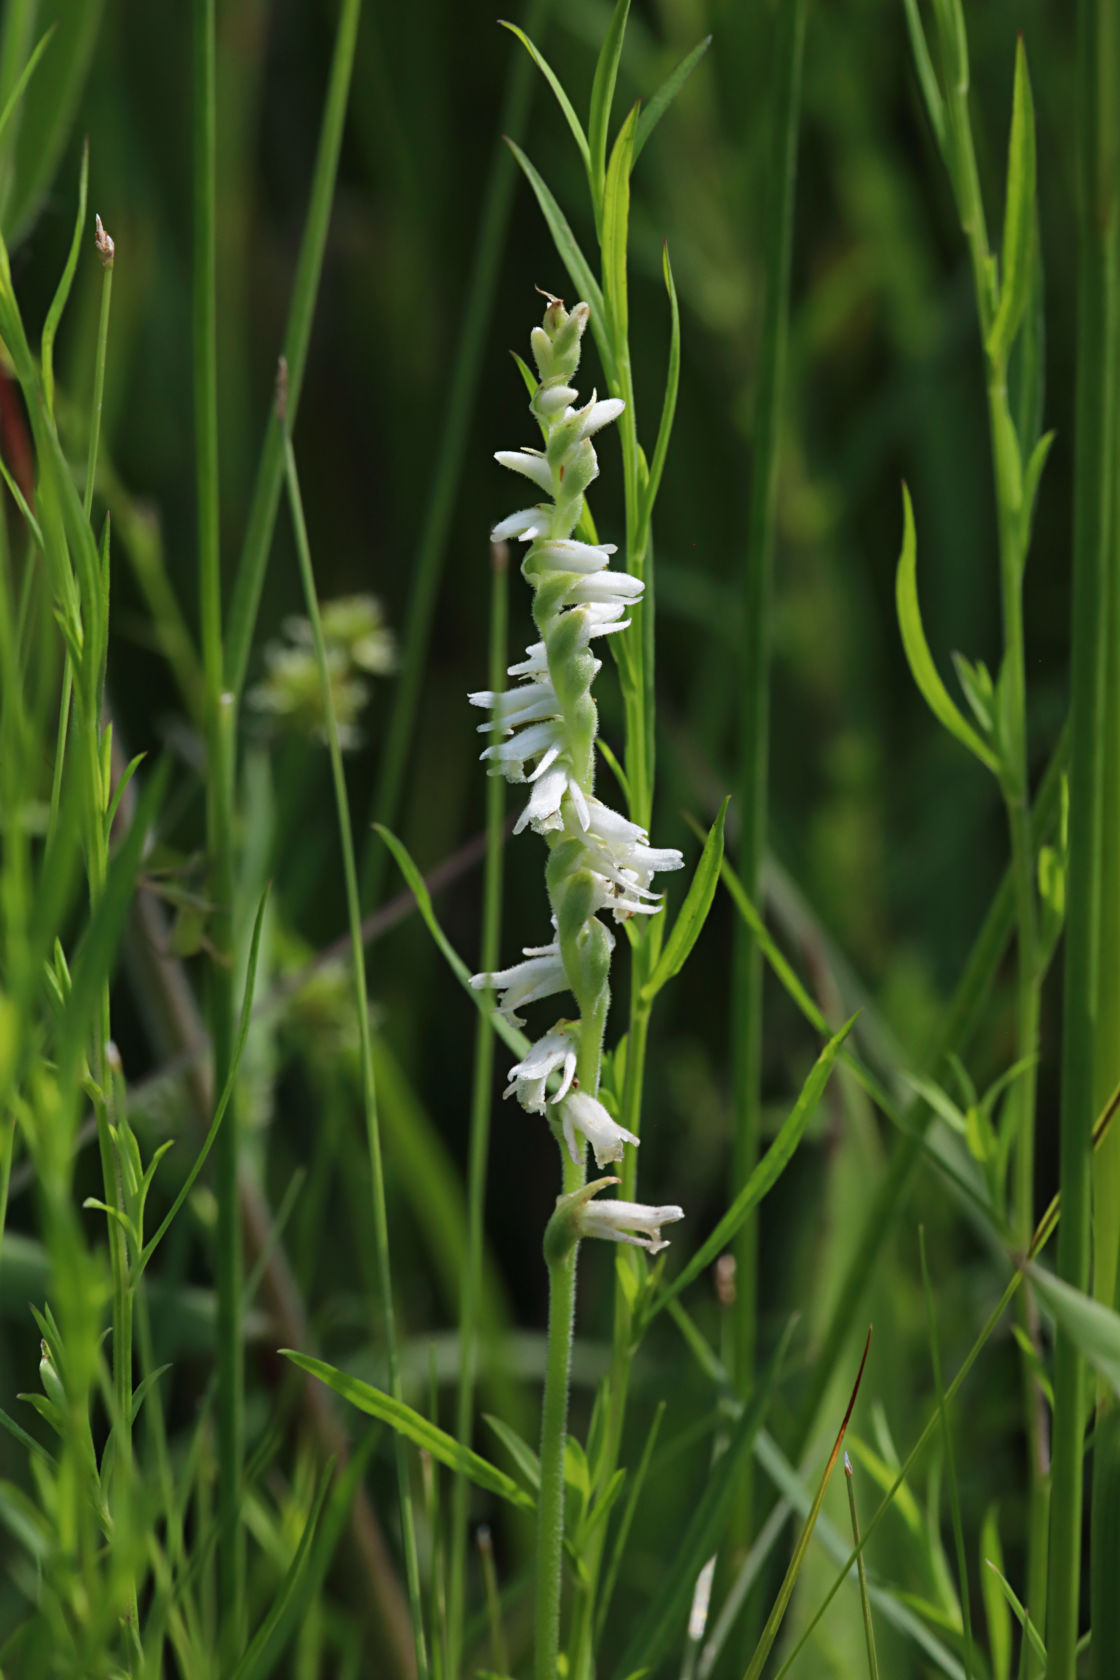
[281,414,429,1680]
[729,0,807,1581]
[447,539,508,1674]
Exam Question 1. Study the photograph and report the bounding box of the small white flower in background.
[575,1184,684,1254]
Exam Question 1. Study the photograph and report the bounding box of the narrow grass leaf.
[61,758,169,1077]
[41,134,87,419]
[502,142,607,357]
[647,1016,856,1320]
[979,1506,1011,1680]
[844,1456,881,1680]
[499,21,590,175]
[919,1229,974,1680]
[640,239,681,535]
[228,1459,333,1680]
[3,2,103,245]
[374,823,529,1062]
[612,1323,794,1680]
[1018,429,1055,561]
[1027,1264,1120,1396]
[987,38,1036,367]
[895,485,1000,774]
[901,0,946,152]
[632,34,711,169]
[587,0,630,223]
[594,1401,665,1640]
[0,26,55,156]
[483,1414,541,1493]
[601,100,638,346]
[744,1330,873,1680]
[983,1561,1047,1668]
[281,1351,535,1513]
[641,796,728,1002]
[138,882,271,1275]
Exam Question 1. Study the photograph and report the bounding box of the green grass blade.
[744,1330,872,1680]
[504,140,606,338]
[224,0,362,699]
[60,757,169,1082]
[0,24,54,177]
[499,20,589,176]
[374,823,529,1063]
[587,0,629,226]
[895,484,1001,774]
[980,1506,1012,1680]
[987,38,1036,367]
[984,1561,1047,1669]
[2,1,102,244]
[920,1229,974,1680]
[843,1455,881,1680]
[641,796,726,1002]
[647,1016,856,1322]
[611,1323,795,1680]
[601,100,638,348]
[631,34,711,170]
[281,1351,535,1513]
[639,238,681,537]
[228,1458,333,1680]
[138,884,270,1276]
[1029,1264,1120,1396]
[40,133,87,420]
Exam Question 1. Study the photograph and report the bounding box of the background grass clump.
[0,1,1116,1677]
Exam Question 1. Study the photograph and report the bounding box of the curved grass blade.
[639,239,681,538]
[499,20,589,176]
[641,795,728,1004]
[987,38,1036,367]
[1027,1263,1120,1396]
[601,101,638,346]
[632,34,711,170]
[374,823,529,1062]
[895,485,1000,775]
[587,0,630,225]
[138,882,271,1276]
[646,1016,856,1322]
[901,0,946,154]
[229,1458,334,1680]
[504,140,608,365]
[983,1561,1047,1669]
[281,1351,535,1513]
[611,1324,795,1680]
[0,25,55,156]
[3,3,103,245]
[744,1330,873,1680]
[41,134,87,419]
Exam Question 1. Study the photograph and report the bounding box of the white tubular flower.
[557,1090,639,1169]
[504,1024,579,1112]
[470,940,568,1026]
[578,1192,685,1256]
[468,676,559,734]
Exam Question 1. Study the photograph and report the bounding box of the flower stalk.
[470,295,683,1678]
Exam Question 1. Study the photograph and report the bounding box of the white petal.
[575,396,625,440]
[565,570,645,605]
[494,450,554,493]
[529,538,615,574]
[557,1091,639,1169]
[534,383,579,415]
[492,508,549,542]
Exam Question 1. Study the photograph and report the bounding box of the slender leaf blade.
[988,38,1037,366]
[632,35,711,168]
[587,0,630,223]
[895,484,1000,774]
[601,101,639,347]
[648,1016,856,1319]
[499,20,590,175]
[641,796,728,1002]
[282,1351,535,1512]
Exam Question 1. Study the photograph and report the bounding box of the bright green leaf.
[641,796,727,1003]
[988,37,1037,366]
[498,22,589,175]
[632,35,711,169]
[282,1350,535,1512]
[895,484,1001,774]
